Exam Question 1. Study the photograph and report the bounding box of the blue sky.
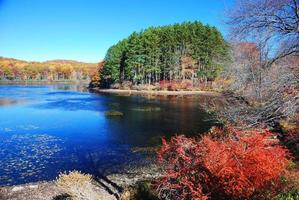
[0,0,234,63]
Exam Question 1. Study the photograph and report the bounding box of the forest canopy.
[98,21,229,88]
[0,57,98,82]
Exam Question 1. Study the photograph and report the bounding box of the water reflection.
[0,84,222,185]
[0,99,27,106]
[52,84,89,92]
[0,134,63,185]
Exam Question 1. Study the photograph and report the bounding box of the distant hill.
[0,57,100,82]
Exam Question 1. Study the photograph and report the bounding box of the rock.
[28,185,38,189]
[11,186,24,192]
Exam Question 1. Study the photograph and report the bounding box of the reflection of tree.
[69,145,157,199]
[0,99,27,106]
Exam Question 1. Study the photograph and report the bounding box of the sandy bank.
[90,88,221,97]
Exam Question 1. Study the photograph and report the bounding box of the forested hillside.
[97,21,229,89]
[0,57,98,82]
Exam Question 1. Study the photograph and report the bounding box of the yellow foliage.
[56,171,97,200]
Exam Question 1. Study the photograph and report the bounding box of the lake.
[0,84,219,186]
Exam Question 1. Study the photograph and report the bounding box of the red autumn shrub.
[159,80,178,91]
[159,80,169,90]
[167,81,178,91]
[179,80,193,90]
[159,80,194,91]
[155,128,290,200]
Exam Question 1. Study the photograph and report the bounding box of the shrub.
[284,128,299,161]
[276,166,299,200]
[159,80,168,90]
[167,81,178,91]
[132,84,158,91]
[179,80,193,90]
[155,128,291,200]
[278,190,299,200]
[121,81,132,90]
[159,80,194,91]
[159,80,179,91]
[132,181,160,200]
[56,171,98,200]
[110,82,121,89]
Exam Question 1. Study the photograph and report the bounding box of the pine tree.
[98,21,229,88]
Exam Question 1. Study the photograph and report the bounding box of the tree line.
[99,21,229,88]
[0,57,98,82]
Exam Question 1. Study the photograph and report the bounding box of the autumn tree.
[0,57,97,82]
[2,65,14,80]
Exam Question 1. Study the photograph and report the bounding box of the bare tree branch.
[227,0,299,64]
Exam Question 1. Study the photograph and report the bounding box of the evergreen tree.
[98,21,229,88]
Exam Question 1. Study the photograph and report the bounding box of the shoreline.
[90,88,222,97]
[0,80,90,85]
[0,163,161,200]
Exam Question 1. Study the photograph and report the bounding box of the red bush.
[180,80,193,90]
[159,80,179,91]
[155,128,290,200]
[167,81,178,91]
[159,80,194,91]
[159,80,168,90]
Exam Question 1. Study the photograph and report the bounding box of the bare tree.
[221,49,298,128]
[227,0,299,65]
[223,0,299,127]
[227,42,265,101]
[220,41,298,128]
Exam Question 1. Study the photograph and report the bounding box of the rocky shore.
[0,164,161,200]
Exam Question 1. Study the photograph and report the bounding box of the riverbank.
[90,88,221,97]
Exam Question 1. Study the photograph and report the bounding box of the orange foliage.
[235,42,260,60]
[0,57,97,81]
[156,128,291,200]
[159,80,193,91]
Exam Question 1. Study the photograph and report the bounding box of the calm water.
[0,84,219,186]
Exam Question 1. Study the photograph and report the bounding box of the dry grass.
[56,171,114,200]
